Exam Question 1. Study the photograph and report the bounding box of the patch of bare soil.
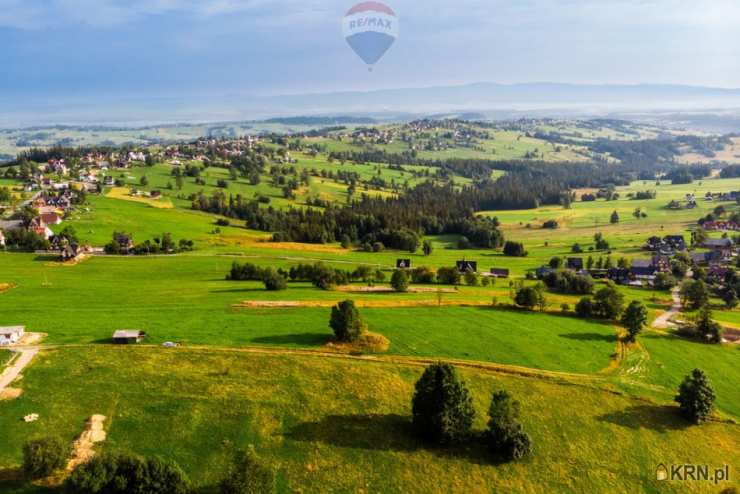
[723,327,740,344]
[333,285,456,294]
[0,283,16,294]
[44,253,90,267]
[234,300,490,309]
[67,415,107,471]
[0,388,22,400]
[18,333,46,346]
[324,332,391,354]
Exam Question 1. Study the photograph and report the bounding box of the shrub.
[390,269,410,292]
[542,219,558,229]
[216,218,231,227]
[487,390,532,461]
[548,257,563,269]
[329,300,366,343]
[688,306,724,344]
[464,271,479,286]
[436,266,461,285]
[503,241,527,257]
[227,262,264,281]
[219,446,275,494]
[410,267,435,284]
[65,452,190,494]
[262,268,287,291]
[675,369,716,424]
[22,437,67,479]
[515,284,546,311]
[412,363,474,445]
[576,296,594,317]
[571,243,583,253]
[372,242,385,252]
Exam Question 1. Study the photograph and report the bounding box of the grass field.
[0,350,13,367]
[3,130,740,492]
[0,347,737,493]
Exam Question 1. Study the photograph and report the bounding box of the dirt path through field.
[66,415,107,471]
[652,286,682,329]
[0,347,38,396]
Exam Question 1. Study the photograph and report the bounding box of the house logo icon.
[656,464,668,481]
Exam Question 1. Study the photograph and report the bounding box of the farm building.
[566,258,584,270]
[490,268,510,278]
[0,326,25,346]
[112,330,146,344]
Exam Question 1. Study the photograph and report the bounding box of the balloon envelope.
[342,2,398,66]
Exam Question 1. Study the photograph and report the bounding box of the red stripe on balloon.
[345,1,396,17]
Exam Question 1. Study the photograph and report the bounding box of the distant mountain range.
[4,82,740,129]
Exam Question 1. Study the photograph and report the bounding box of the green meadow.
[0,348,737,493]
[2,144,740,492]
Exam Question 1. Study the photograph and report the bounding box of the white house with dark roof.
[0,326,25,346]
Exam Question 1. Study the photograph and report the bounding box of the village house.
[629,256,670,282]
[707,265,731,284]
[0,326,25,346]
[40,212,62,226]
[113,330,146,344]
[29,218,53,240]
[690,250,725,266]
[490,268,510,278]
[566,258,584,271]
[644,235,686,254]
[701,238,734,261]
[703,220,740,232]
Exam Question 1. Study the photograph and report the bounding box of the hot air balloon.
[342,2,399,70]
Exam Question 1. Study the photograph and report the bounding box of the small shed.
[0,326,25,346]
[112,330,146,344]
[490,268,510,278]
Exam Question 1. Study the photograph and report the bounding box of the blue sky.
[1,0,740,104]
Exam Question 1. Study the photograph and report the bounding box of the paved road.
[0,347,39,392]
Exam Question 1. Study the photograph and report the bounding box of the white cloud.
[0,0,344,29]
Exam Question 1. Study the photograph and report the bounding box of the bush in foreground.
[487,391,532,461]
[391,269,410,292]
[220,446,276,494]
[65,452,190,494]
[412,363,475,445]
[675,369,716,424]
[22,437,68,479]
[329,300,366,343]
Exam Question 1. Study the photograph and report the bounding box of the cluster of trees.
[22,439,276,494]
[192,182,507,250]
[542,270,594,295]
[2,228,49,251]
[503,241,527,257]
[575,283,625,320]
[412,363,532,460]
[104,232,194,255]
[226,262,288,291]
